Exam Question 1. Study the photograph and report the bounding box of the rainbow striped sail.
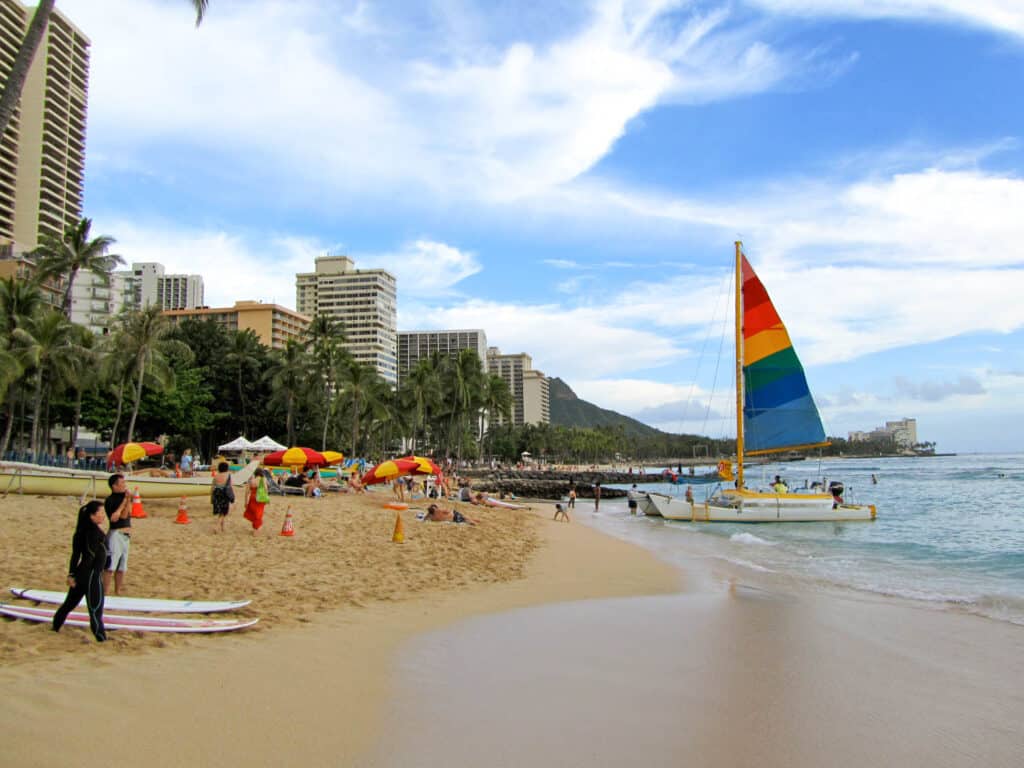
[740,253,829,455]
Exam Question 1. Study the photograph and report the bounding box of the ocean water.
[605,453,1024,625]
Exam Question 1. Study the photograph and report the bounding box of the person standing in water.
[593,481,602,512]
[52,501,108,641]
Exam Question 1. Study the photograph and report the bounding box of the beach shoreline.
[1,492,1021,766]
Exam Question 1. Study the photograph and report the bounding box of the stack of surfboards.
[1,587,258,633]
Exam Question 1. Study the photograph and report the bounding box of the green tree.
[23,310,78,455]
[32,218,121,319]
[119,307,185,443]
[305,315,347,450]
[264,339,311,446]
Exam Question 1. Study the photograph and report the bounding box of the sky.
[61,0,1024,453]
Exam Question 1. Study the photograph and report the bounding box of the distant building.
[486,348,550,426]
[68,270,115,334]
[163,301,311,349]
[0,243,62,309]
[397,329,488,381]
[295,254,397,384]
[849,418,917,448]
[115,262,204,312]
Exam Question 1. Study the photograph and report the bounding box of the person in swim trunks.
[103,474,131,596]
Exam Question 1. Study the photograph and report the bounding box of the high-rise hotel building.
[296,254,398,384]
[0,1,89,252]
[486,348,550,426]
[0,2,89,308]
[397,329,488,381]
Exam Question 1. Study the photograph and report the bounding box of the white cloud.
[745,0,1024,39]
[361,240,482,297]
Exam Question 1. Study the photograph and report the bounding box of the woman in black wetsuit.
[52,500,108,641]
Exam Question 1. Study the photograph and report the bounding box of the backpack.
[255,475,270,503]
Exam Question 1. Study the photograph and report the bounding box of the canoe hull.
[641,491,876,522]
[0,460,258,499]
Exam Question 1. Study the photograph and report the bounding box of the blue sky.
[64,0,1024,452]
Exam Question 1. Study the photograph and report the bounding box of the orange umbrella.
[108,441,163,467]
[360,456,440,486]
[262,447,328,468]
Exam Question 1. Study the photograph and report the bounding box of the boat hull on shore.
[0,460,259,499]
[641,491,876,522]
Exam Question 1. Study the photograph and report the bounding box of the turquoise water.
[607,453,1024,624]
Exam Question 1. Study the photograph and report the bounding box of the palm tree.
[399,357,442,452]
[66,324,98,450]
[23,310,77,456]
[264,339,311,446]
[444,349,485,460]
[479,373,512,457]
[224,329,264,436]
[0,278,44,454]
[0,2,208,143]
[32,218,121,319]
[336,359,376,457]
[305,315,347,450]
[120,307,180,443]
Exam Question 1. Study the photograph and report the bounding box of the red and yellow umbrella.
[321,451,344,464]
[108,441,163,467]
[361,455,440,486]
[262,447,328,468]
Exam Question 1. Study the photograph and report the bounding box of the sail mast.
[734,240,745,489]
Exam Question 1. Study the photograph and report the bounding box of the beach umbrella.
[361,456,440,486]
[262,447,328,468]
[108,441,163,467]
[321,451,344,464]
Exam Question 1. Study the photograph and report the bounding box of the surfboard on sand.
[9,587,250,614]
[0,602,259,633]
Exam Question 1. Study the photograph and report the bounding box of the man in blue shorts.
[103,474,132,596]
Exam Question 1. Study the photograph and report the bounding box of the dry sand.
[0,490,679,766]
[1,490,1022,767]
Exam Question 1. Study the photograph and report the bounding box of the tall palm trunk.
[320,397,332,452]
[0,0,55,144]
[126,354,146,443]
[29,371,43,457]
[60,265,80,318]
[350,397,360,457]
[110,375,128,447]
[286,395,295,446]
[71,386,82,448]
[1,387,17,455]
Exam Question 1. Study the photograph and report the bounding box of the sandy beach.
[1,489,1022,766]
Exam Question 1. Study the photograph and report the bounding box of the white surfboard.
[9,587,250,614]
[0,602,259,633]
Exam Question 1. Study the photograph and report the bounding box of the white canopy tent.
[218,436,257,452]
[250,435,287,452]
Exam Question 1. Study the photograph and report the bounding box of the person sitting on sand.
[347,472,366,493]
[472,491,489,505]
[425,503,478,525]
[303,467,323,497]
[553,502,570,523]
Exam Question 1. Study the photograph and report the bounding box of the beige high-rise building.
[296,254,398,384]
[486,348,550,427]
[0,1,89,253]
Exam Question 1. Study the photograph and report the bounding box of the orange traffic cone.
[174,496,191,524]
[280,506,295,537]
[392,512,404,543]
[130,487,147,518]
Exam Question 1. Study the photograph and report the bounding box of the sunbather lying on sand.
[425,504,478,525]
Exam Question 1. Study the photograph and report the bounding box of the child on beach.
[553,503,570,523]
[52,500,108,642]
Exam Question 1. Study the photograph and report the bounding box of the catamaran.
[641,242,877,523]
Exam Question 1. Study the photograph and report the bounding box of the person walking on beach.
[243,468,269,535]
[52,500,108,641]
[593,481,602,513]
[210,461,235,533]
[567,484,576,509]
[102,474,131,596]
[627,484,639,515]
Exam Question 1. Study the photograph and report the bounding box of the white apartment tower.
[114,262,205,313]
[397,329,488,381]
[296,254,398,384]
[0,1,89,253]
[486,347,550,426]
